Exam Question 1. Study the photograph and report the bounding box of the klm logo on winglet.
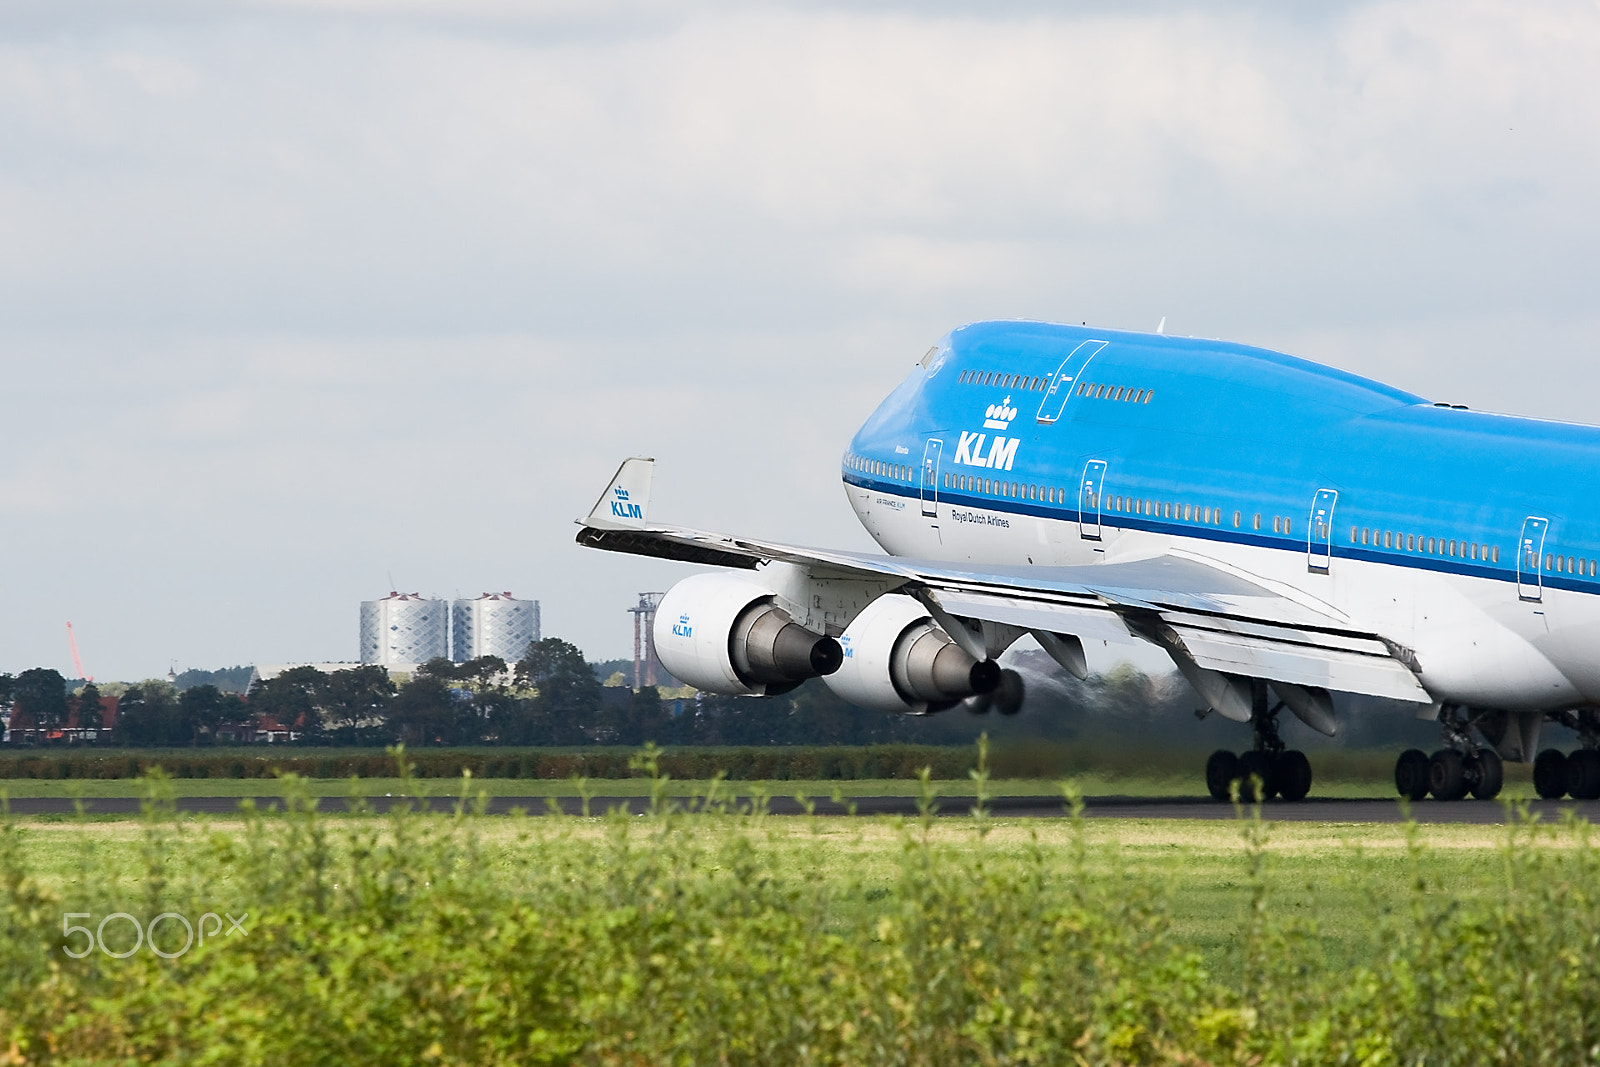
[610,485,643,521]
[584,456,653,530]
[672,613,692,638]
[955,397,1020,471]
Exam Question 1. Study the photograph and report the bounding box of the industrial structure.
[451,592,541,663]
[630,592,666,690]
[359,592,449,667]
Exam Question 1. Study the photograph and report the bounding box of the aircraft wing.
[578,458,1434,712]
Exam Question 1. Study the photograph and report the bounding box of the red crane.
[66,621,92,682]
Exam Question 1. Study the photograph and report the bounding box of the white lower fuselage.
[846,484,1595,712]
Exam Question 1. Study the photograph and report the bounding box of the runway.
[5,793,1597,823]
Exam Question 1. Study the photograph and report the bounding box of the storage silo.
[452,592,540,663]
[359,592,449,666]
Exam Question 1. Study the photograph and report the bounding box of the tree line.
[2,641,1447,750]
[1,639,948,748]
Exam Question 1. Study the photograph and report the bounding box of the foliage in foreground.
[2,749,1599,1065]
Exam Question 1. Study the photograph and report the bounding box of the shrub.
[2,750,1598,1064]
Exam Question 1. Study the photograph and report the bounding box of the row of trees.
[3,641,1449,750]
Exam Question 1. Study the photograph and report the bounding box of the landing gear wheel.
[1394,749,1430,801]
[1237,750,1277,802]
[1205,750,1240,802]
[1428,749,1468,801]
[1273,750,1312,801]
[1567,749,1600,801]
[1533,748,1569,799]
[1467,748,1503,801]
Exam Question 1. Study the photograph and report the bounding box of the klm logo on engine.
[954,396,1020,471]
[672,613,692,638]
[610,485,643,521]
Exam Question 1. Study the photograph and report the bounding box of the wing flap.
[1167,624,1432,703]
[928,589,1132,642]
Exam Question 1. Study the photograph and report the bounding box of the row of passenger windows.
[849,454,1554,571]
[1541,553,1596,576]
[845,453,917,482]
[946,481,1295,534]
[1095,493,1226,525]
[1075,382,1153,404]
[958,369,1050,392]
[1352,527,1502,565]
[944,473,1065,501]
[1096,493,1295,533]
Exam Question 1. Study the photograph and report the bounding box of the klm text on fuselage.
[953,432,1019,471]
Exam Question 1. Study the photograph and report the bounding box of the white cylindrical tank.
[451,592,541,663]
[360,592,449,666]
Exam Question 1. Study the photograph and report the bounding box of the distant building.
[452,592,541,663]
[359,592,449,666]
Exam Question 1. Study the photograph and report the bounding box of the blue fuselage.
[839,320,1600,710]
[844,321,1600,593]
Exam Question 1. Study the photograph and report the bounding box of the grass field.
[1,810,1543,974]
[3,756,1596,1063]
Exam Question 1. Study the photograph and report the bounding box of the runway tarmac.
[6,793,1598,823]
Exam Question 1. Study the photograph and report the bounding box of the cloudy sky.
[1,0,1597,680]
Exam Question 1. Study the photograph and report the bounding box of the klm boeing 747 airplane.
[579,319,1600,802]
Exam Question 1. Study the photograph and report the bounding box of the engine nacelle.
[653,572,843,696]
[823,593,1001,714]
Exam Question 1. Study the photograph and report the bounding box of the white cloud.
[0,1,1598,675]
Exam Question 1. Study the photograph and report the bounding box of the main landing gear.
[1392,705,1503,801]
[1205,684,1312,802]
[1529,710,1600,800]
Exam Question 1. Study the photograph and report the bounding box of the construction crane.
[65,621,92,682]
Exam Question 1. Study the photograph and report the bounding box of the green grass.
[3,752,1596,1063]
[0,812,1528,975]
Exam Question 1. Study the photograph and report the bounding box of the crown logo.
[984,397,1018,431]
[613,486,630,501]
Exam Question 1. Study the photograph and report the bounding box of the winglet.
[583,457,655,530]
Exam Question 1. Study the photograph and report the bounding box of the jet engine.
[653,572,843,696]
[823,593,1005,714]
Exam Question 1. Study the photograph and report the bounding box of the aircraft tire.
[1205,750,1239,802]
[1567,749,1600,801]
[1428,749,1469,801]
[1237,750,1276,802]
[1468,748,1503,801]
[1394,749,1430,801]
[1273,750,1312,801]
[1532,748,1569,799]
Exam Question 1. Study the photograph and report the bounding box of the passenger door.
[1078,460,1107,540]
[1036,340,1109,425]
[920,438,942,518]
[1307,489,1338,573]
[1518,516,1548,602]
